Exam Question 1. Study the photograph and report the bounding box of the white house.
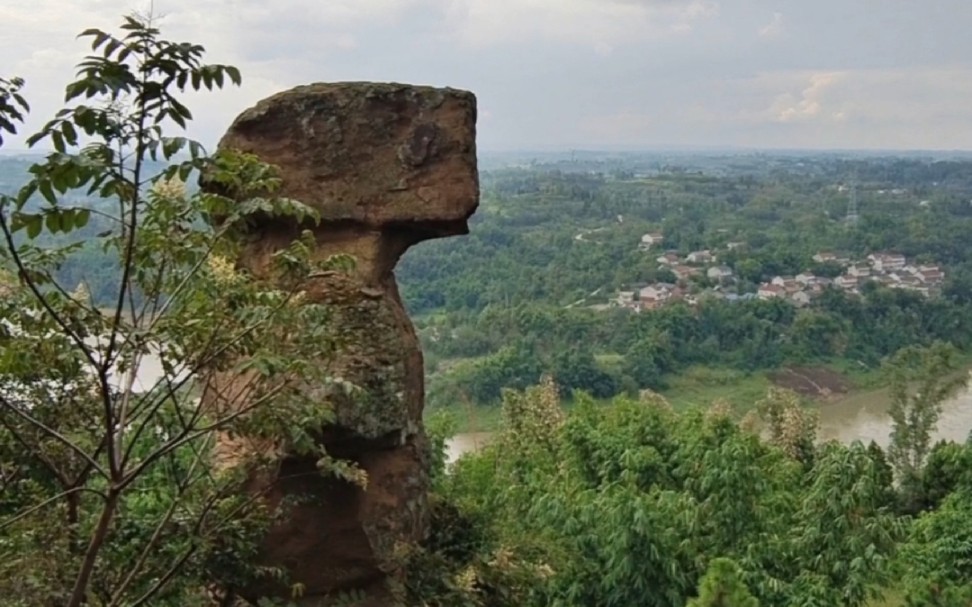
[707,266,733,281]
[758,283,785,299]
[686,250,714,264]
[656,251,680,266]
[795,273,816,285]
[867,253,907,272]
[835,275,858,289]
[672,265,700,281]
[639,232,665,250]
[639,285,671,301]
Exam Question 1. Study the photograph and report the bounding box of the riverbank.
[441,361,972,468]
[426,362,890,434]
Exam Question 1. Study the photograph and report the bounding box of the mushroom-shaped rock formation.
[206,82,478,606]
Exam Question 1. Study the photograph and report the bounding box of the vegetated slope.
[398,153,972,411]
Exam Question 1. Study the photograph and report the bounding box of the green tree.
[0,15,352,606]
[687,558,759,607]
[897,490,972,606]
[884,342,968,512]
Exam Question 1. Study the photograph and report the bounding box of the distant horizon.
[4,145,972,158]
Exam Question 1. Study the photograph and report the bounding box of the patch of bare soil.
[768,366,852,399]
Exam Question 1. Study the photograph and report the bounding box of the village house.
[812,251,838,264]
[686,250,715,264]
[835,274,858,290]
[639,285,671,302]
[847,264,871,278]
[795,272,816,285]
[899,273,922,287]
[769,276,801,293]
[639,232,665,250]
[917,267,944,284]
[807,281,829,295]
[656,251,680,266]
[616,290,635,305]
[726,241,746,251]
[672,265,700,281]
[707,266,734,281]
[758,283,785,299]
[867,253,907,272]
[639,297,665,311]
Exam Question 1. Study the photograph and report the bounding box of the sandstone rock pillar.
[210,82,478,605]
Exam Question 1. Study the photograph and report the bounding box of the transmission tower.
[845,173,859,226]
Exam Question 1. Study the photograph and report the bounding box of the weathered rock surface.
[208,82,478,605]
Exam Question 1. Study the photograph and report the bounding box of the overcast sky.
[3,0,971,151]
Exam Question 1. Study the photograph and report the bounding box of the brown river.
[133,355,972,464]
[445,382,972,463]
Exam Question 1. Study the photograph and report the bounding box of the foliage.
[437,382,908,607]
[0,14,353,606]
[392,158,972,409]
[896,489,972,606]
[686,558,759,607]
[756,388,817,466]
[884,342,968,512]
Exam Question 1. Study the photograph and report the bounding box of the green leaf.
[25,130,46,148]
[45,210,60,233]
[225,65,242,86]
[61,120,77,145]
[38,180,57,205]
[162,137,186,159]
[74,208,91,229]
[103,38,121,58]
[25,214,42,239]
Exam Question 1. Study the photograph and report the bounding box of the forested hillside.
[397,154,972,411]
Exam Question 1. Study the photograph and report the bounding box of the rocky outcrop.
[207,83,478,605]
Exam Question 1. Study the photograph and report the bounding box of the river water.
[132,354,972,464]
[444,385,972,463]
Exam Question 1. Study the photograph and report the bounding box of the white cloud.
[759,12,784,38]
[770,72,845,123]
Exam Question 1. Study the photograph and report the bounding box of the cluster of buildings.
[616,238,740,312]
[613,235,946,313]
[655,248,735,283]
[757,252,945,304]
[615,283,687,311]
[755,275,830,306]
